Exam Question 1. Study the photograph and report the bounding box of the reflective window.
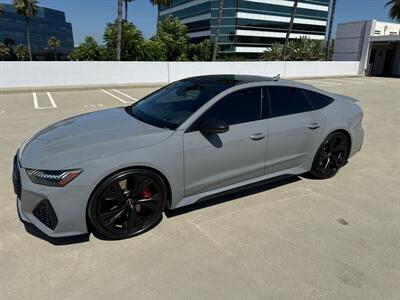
[200,88,263,125]
[267,86,313,118]
[303,90,334,110]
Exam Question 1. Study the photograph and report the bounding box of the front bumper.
[13,154,91,238]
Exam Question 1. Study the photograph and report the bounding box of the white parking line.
[46,92,58,108]
[33,92,57,109]
[33,92,39,109]
[112,89,138,102]
[101,89,130,104]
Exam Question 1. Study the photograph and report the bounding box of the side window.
[303,90,334,110]
[267,86,313,118]
[200,88,262,125]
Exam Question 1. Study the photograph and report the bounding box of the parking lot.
[1,76,399,299]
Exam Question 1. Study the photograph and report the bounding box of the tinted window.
[268,86,313,118]
[304,90,334,110]
[129,80,234,130]
[199,88,262,126]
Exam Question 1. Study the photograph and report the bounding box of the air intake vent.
[33,200,58,230]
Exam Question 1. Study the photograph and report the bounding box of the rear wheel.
[88,169,167,240]
[310,132,350,179]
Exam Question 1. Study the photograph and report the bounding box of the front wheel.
[310,132,350,179]
[88,169,167,240]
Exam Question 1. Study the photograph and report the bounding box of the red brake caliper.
[139,186,152,199]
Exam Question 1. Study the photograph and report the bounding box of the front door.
[183,87,267,197]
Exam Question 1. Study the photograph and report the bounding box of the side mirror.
[199,118,229,135]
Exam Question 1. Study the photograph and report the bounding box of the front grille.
[12,155,22,198]
[33,200,58,230]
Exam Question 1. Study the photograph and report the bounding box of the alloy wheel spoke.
[126,205,144,232]
[137,194,161,211]
[322,157,331,173]
[100,206,125,228]
[110,181,126,202]
[333,144,346,153]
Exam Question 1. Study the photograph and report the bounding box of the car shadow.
[22,222,90,246]
[21,175,303,244]
[165,175,301,218]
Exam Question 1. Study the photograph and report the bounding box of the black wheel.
[88,169,167,240]
[310,132,350,179]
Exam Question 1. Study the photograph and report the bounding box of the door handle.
[308,123,320,130]
[250,133,266,141]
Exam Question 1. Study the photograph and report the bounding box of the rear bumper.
[349,121,364,159]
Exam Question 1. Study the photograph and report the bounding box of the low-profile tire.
[88,169,167,240]
[310,131,350,179]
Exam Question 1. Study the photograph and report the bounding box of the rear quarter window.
[304,90,334,110]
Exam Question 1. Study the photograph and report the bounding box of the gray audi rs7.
[13,75,364,240]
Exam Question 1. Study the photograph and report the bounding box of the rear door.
[265,86,326,174]
[183,87,267,197]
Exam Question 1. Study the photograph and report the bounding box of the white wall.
[0,61,360,89]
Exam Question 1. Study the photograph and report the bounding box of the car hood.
[20,107,173,170]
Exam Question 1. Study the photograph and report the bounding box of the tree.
[261,37,328,61]
[12,0,38,61]
[68,36,104,61]
[212,0,224,61]
[153,16,190,60]
[48,36,61,61]
[15,44,29,60]
[325,0,336,60]
[142,39,166,61]
[187,39,212,61]
[116,0,123,60]
[104,20,146,60]
[282,0,298,61]
[386,0,400,21]
[124,0,133,21]
[0,43,10,60]
[260,43,284,61]
[0,4,4,16]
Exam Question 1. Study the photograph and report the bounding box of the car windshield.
[127,80,234,130]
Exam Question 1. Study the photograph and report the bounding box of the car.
[13,75,364,240]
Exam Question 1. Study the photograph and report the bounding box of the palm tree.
[386,0,400,21]
[124,0,134,21]
[325,0,336,61]
[212,0,224,61]
[48,36,61,61]
[13,0,38,61]
[0,43,10,60]
[116,0,170,61]
[116,0,123,60]
[281,0,298,61]
[15,44,29,61]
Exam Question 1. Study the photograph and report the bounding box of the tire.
[88,169,167,240]
[310,132,350,179]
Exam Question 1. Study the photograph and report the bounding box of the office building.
[0,3,74,58]
[159,0,330,57]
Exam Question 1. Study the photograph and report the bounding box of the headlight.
[26,169,83,187]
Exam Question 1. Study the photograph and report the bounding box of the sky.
[1,0,397,45]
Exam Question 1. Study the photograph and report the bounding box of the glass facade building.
[159,0,330,57]
[0,3,74,57]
